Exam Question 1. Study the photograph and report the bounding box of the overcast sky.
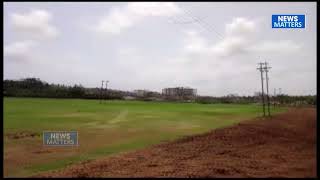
[3,2,317,96]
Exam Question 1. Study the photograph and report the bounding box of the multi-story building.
[134,89,149,97]
[133,89,161,97]
[162,87,197,99]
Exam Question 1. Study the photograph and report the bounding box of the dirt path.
[36,108,316,178]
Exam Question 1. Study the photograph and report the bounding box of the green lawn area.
[3,97,286,177]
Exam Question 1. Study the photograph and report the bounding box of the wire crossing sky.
[3,2,317,96]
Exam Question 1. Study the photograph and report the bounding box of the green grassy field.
[4,97,286,177]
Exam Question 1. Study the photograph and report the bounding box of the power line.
[167,13,196,24]
[169,13,210,25]
[167,5,224,40]
[183,8,224,39]
[179,7,224,40]
[166,13,205,34]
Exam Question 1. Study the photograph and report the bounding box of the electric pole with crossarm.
[257,62,266,117]
[264,62,272,117]
[105,80,109,102]
[100,80,104,104]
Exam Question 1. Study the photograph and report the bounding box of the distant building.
[134,89,149,97]
[162,87,197,99]
[133,89,161,97]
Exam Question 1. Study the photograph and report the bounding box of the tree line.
[195,94,316,106]
[3,78,316,106]
[3,78,124,99]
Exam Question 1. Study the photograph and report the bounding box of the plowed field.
[37,108,316,178]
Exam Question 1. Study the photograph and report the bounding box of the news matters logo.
[43,131,78,146]
[272,15,305,28]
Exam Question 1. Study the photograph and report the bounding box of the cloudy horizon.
[3,2,317,96]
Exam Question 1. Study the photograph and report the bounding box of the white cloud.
[4,40,37,62]
[3,3,315,96]
[11,9,58,40]
[182,17,301,57]
[93,14,302,92]
[248,40,302,53]
[211,17,257,57]
[211,37,249,57]
[94,2,181,34]
[183,30,209,54]
[181,17,257,57]
[6,9,58,63]
[225,17,256,36]
[139,17,304,94]
[127,2,181,16]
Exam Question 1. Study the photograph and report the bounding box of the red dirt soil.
[36,108,317,178]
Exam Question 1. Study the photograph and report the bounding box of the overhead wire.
[178,5,224,40]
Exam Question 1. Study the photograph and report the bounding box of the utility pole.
[257,62,266,117]
[264,62,272,117]
[279,88,282,95]
[105,80,109,102]
[100,80,104,104]
[274,88,276,108]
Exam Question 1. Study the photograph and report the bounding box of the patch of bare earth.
[5,131,40,140]
[36,108,316,178]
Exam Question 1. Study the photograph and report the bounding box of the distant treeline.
[195,95,255,104]
[3,78,317,106]
[195,94,316,106]
[3,78,125,99]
